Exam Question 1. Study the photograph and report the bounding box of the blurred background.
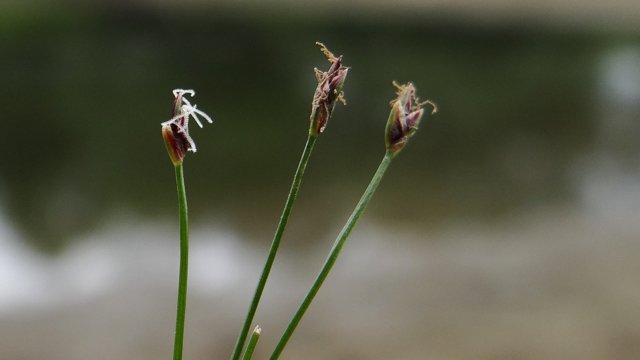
[1,0,640,359]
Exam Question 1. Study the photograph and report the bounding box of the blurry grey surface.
[1,211,640,359]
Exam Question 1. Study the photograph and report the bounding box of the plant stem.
[269,151,394,360]
[173,163,190,360]
[241,326,262,360]
[230,134,318,360]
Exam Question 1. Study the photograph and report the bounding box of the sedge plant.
[161,89,213,360]
[159,45,436,360]
[230,42,348,360]
[268,82,436,360]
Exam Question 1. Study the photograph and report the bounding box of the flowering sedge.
[309,42,348,136]
[385,82,436,156]
[162,89,213,166]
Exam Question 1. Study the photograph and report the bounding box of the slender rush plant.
[161,89,213,360]
[268,82,436,360]
[230,42,348,360]
[157,47,435,360]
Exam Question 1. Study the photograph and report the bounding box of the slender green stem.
[230,134,318,360]
[241,326,262,360]
[269,151,394,360]
[173,164,190,360]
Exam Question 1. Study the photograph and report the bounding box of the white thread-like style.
[161,89,213,153]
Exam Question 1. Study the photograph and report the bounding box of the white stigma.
[161,89,213,153]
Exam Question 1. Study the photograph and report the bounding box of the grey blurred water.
[2,207,640,359]
[2,1,640,359]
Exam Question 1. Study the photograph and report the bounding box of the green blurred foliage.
[0,3,604,252]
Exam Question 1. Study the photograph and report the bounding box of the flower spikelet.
[161,89,212,165]
[309,42,349,136]
[385,82,436,156]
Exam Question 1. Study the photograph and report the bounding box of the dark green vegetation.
[0,5,605,252]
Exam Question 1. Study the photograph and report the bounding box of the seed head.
[309,42,349,136]
[385,82,436,156]
[161,89,212,165]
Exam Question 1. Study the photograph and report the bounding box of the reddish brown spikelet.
[309,42,349,135]
[384,82,436,156]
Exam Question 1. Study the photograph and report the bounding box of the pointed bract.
[163,123,190,166]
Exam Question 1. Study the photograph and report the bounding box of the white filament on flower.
[173,88,195,98]
[161,89,213,153]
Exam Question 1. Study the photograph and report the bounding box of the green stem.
[173,164,190,360]
[269,151,394,360]
[241,326,262,360]
[230,134,318,360]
